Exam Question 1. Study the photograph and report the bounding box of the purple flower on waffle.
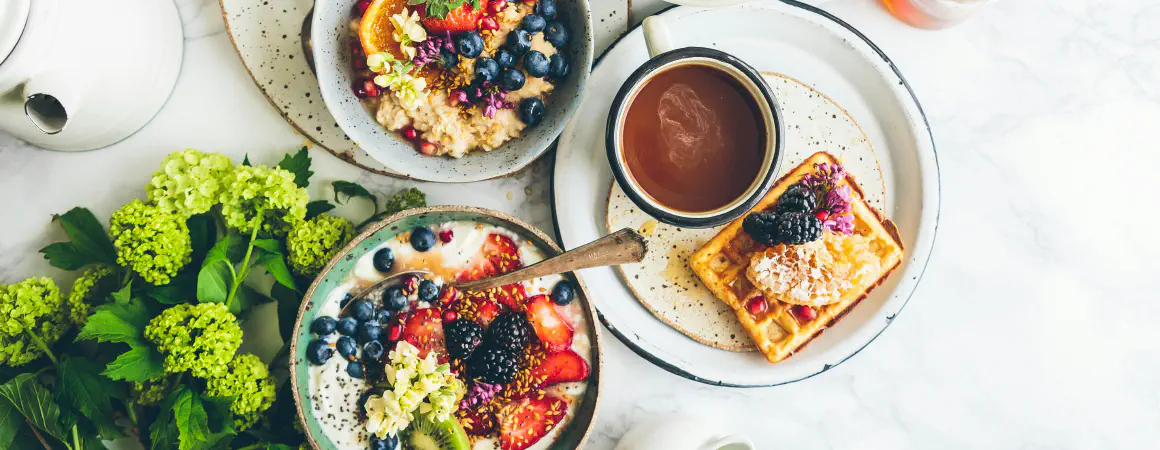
[459,381,502,410]
[801,162,846,192]
[802,162,855,234]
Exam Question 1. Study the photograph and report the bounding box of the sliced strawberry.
[492,283,528,311]
[458,233,523,282]
[524,295,573,353]
[461,409,496,436]
[529,349,590,388]
[499,396,567,450]
[402,308,446,359]
[419,2,484,34]
[474,297,502,327]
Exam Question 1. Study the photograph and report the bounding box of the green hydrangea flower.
[147,149,234,216]
[220,164,309,237]
[109,200,192,285]
[145,303,242,378]
[203,353,276,431]
[0,277,67,367]
[67,265,117,326]
[286,214,355,277]
[132,378,170,406]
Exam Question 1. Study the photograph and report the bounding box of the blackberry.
[776,184,817,214]
[485,312,530,353]
[742,212,781,246]
[445,320,484,360]
[468,345,519,384]
[775,212,823,245]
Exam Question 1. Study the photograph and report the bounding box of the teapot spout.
[22,70,87,135]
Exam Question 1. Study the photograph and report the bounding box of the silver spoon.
[346,228,648,307]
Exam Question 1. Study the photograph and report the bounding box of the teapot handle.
[701,434,755,450]
[22,69,88,135]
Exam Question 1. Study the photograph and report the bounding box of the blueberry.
[474,58,500,83]
[551,280,575,305]
[494,48,517,69]
[350,299,375,322]
[518,97,546,126]
[543,21,569,48]
[363,341,385,361]
[439,47,459,68]
[336,336,358,360]
[521,15,546,33]
[535,0,557,20]
[346,361,365,378]
[358,321,382,343]
[374,308,394,324]
[370,434,399,450]
[455,31,484,59]
[410,227,436,252]
[418,280,439,302]
[383,285,408,311]
[339,293,352,309]
[358,391,373,411]
[306,339,333,365]
[337,317,359,336]
[523,51,550,78]
[372,248,394,273]
[499,68,526,91]
[548,53,569,80]
[505,30,531,56]
[311,316,337,335]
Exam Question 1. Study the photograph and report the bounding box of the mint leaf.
[172,388,210,450]
[277,147,313,188]
[333,181,378,209]
[57,357,123,439]
[256,249,297,292]
[104,346,165,382]
[305,200,336,220]
[0,374,68,445]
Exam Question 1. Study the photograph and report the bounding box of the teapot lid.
[0,0,30,65]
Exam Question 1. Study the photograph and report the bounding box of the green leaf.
[271,283,302,342]
[58,207,117,264]
[256,250,297,293]
[150,398,180,450]
[103,346,165,382]
[111,280,132,305]
[77,299,151,344]
[276,147,313,188]
[172,388,210,450]
[56,357,122,439]
[242,154,252,167]
[231,284,272,317]
[305,200,335,220]
[39,242,97,270]
[332,181,378,208]
[0,373,68,445]
[250,239,283,254]
[198,234,245,304]
[0,396,23,449]
[187,213,217,265]
[148,271,196,305]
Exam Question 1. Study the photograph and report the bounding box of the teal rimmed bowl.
[289,206,602,449]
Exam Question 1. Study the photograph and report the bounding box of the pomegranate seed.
[488,0,507,15]
[388,323,403,341]
[815,210,829,221]
[792,305,817,322]
[401,126,418,141]
[746,296,767,315]
[442,310,459,322]
[480,17,499,31]
[352,80,369,98]
[419,141,438,155]
[354,0,371,16]
[438,229,454,243]
[439,286,460,305]
[402,275,419,295]
[353,57,367,70]
[363,80,380,98]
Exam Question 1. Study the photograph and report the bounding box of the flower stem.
[226,216,263,309]
[71,424,80,450]
[25,328,58,367]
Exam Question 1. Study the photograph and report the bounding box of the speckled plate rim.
[604,71,887,353]
[551,0,941,387]
[289,205,603,448]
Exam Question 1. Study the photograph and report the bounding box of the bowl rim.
[289,205,603,449]
[310,0,595,183]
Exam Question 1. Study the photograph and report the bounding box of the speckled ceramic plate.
[289,206,601,449]
[606,72,886,352]
[311,0,593,182]
[553,1,940,387]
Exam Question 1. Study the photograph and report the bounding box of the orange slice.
[359,0,406,58]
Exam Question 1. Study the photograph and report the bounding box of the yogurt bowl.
[290,206,601,450]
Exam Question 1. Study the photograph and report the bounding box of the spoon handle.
[454,228,648,292]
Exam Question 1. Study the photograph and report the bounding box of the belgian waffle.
[689,152,904,363]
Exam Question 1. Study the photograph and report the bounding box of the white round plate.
[552,1,940,387]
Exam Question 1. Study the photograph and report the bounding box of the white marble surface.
[2,0,1159,448]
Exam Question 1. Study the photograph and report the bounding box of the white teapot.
[0,0,184,151]
[614,414,755,450]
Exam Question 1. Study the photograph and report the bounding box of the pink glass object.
[881,0,990,29]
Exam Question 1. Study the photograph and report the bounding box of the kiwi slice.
[402,416,471,450]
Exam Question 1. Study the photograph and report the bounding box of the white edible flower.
[363,341,466,437]
[390,8,427,60]
[367,52,394,74]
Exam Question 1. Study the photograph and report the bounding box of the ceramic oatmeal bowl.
[312,0,593,183]
[290,206,602,449]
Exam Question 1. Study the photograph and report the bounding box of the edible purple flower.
[412,32,455,66]
[459,381,501,410]
[482,90,510,118]
[450,89,468,104]
[799,162,855,235]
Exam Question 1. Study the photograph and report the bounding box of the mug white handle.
[701,434,755,450]
[642,15,675,58]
